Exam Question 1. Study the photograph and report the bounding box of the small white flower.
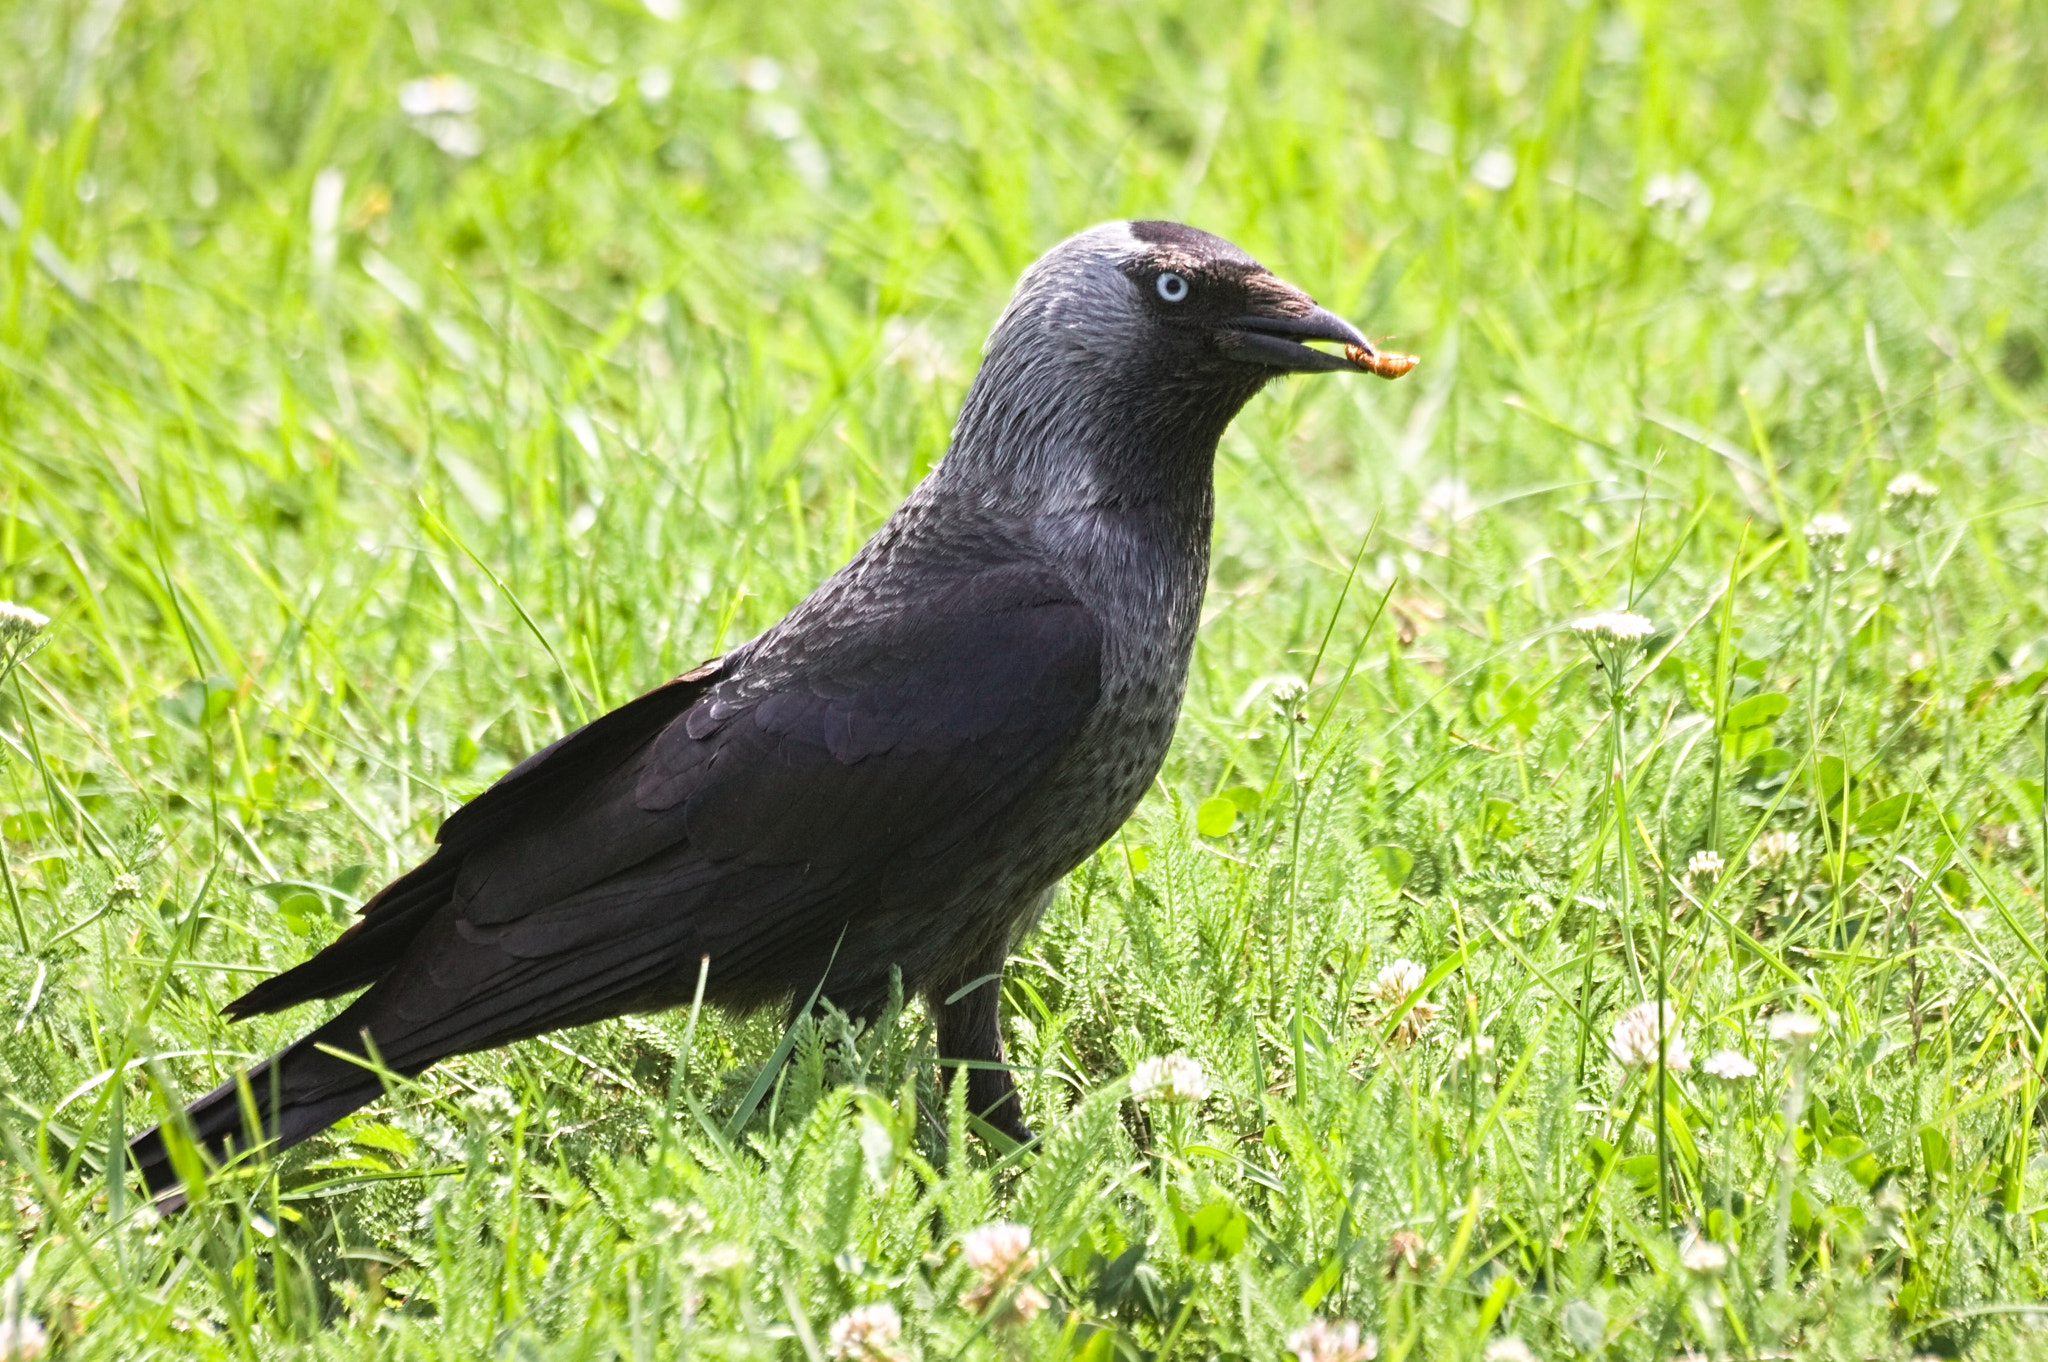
[1130,1053,1211,1105]
[1608,1001,1691,1072]
[1370,958,1440,1045]
[1803,512,1852,546]
[1419,477,1478,526]
[398,74,478,117]
[421,118,483,157]
[109,872,145,903]
[1767,1011,1823,1046]
[1483,1339,1538,1362]
[1686,851,1724,883]
[1750,830,1799,870]
[649,1197,710,1238]
[1679,1237,1729,1275]
[1452,1034,1495,1063]
[680,1242,746,1275]
[826,1302,905,1361]
[399,75,483,159]
[958,1221,1046,1323]
[1885,471,1939,504]
[0,603,49,674]
[1643,169,1712,229]
[1570,611,1655,647]
[1288,1317,1379,1362]
[1701,1049,1757,1080]
[0,602,49,636]
[961,1221,1037,1278]
[1470,147,1516,192]
[1371,958,1426,1002]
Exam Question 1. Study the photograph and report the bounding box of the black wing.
[228,564,1101,1040]
[225,662,727,1018]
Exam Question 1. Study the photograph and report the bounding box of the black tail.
[129,1005,393,1209]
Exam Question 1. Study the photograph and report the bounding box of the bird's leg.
[932,950,1032,1145]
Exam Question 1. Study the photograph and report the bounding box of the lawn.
[4,0,2048,1356]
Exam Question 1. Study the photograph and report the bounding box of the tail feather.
[224,856,462,1019]
[130,1009,391,1207]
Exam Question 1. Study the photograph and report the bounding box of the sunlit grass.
[4,0,2048,1356]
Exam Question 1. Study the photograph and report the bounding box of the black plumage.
[131,220,1402,1200]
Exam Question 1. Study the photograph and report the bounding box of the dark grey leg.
[932,945,1033,1144]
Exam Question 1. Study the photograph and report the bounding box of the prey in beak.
[1221,281,1419,380]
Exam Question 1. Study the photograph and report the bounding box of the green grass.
[4,0,2048,1355]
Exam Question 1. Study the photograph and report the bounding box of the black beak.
[1220,302,1380,374]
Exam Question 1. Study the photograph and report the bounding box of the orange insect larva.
[1347,343,1419,380]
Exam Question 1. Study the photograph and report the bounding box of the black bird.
[132,221,1410,1199]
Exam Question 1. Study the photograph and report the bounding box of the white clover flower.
[1885,471,1939,504]
[1384,1229,1428,1276]
[1803,512,1852,546]
[960,1221,1037,1277]
[398,74,478,117]
[1749,830,1799,870]
[1287,1318,1379,1362]
[1131,1052,1210,1105]
[1570,611,1655,647]
[1767,1011,1823,1047]
[399,75,483,158]
[1679,1237,1729,1275]
[0,1314,46,1360]
[1686,851,1724,883]
[680,1242,746,1275]
[958,1220,1046,1322]
[648,1197,710,1238]
[826,1302,905,1361]
[1371,958,1427,1002]
[1646,169,1712,220]
[1608,1001,1691,1072]
[1370,958,1440,1046]
[1483,1339,1538,1362]
[1701,1049,1757,1080]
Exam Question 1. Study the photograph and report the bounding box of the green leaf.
[277,892,324,936]
[1816,754,1850,798]
[1723,692,1788,730]
[1367,844,1414,888]
[1855,793,1916,833]
[1728,726,1776,763]
[1219,784,1262,813]
[2,811,52,842]
[1480,796,1521,839]
[1919,1126,1950,1175]
[1072,1328,1119,1362]
[1196,796,1238,838]
[1171,1196,1248,1262]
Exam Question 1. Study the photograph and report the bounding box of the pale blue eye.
[1155,272,1189,303]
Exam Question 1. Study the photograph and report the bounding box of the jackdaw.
[132,220,1411,1199]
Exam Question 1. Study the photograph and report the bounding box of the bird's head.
[988,220,1407,388]
[954,222,1410,497]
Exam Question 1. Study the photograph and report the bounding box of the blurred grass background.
[4,0,2048,1356]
